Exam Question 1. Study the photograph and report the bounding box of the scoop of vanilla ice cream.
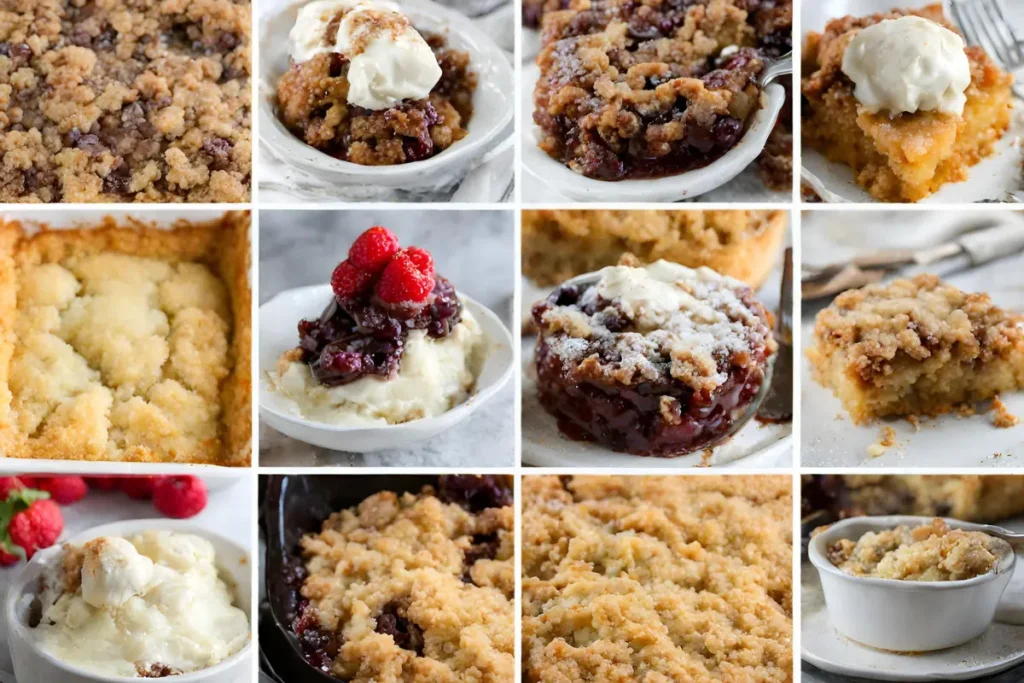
[81,537,154,609]
[288,0,442,110]
[841,16,971,116]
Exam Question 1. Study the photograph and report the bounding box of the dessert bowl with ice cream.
[5,520,252,682]
[259,226,514,452]
[258,0,514,198]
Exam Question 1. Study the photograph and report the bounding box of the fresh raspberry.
[0,549,19,566]
[0,477,25,502]
[376,252,434,304]
[16,476,38,488]
[403,247,434,277]
[8,499,63,560]
[331,260,374,299]
[84,476,120,492]
[37,477,88,505]
[153,476,208,519]
[348,226,400,273]
[121,476,160,500]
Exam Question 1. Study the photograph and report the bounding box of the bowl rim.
[258,0,514,179]
[258,284,515,434]
[4,519,254,683]
[520,61,786,201]
[808,515,1017,590]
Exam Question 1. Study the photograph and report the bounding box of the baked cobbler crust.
[801,4,1013,203]
[0,213,251,465]
[522,475,793,682]
[808,274,1024,424]
[0,0,252,203]
[521,209,787,288]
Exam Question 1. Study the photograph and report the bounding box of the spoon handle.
[758,51,793,87]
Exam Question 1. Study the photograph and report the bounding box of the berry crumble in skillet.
[533,0,792,183]
[532,257,776,456]
[270,226,485,425]
[0,0,251,203]
[284,475,514,682]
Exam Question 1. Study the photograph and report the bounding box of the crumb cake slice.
[522,475,793,682]
[521,209,786,288]
[0,213,251,464]
[808,274,1024,424]
[532,259,776,456]
[801,5,1013,203]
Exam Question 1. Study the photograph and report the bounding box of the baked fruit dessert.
[534,0,792,182]
[286,475,514,682]
[0,213,252,465]
[269,226,485,425]
[802,5,1013,203]
[802,475,1024,524]
[36,531,250,677]
[523,475,793,682]
[275,0,476,166]
[807,274,1024,424]
[521,209,786,289]
[0,0,252,203]
[532,259,776,456]
[825,518,1007,582]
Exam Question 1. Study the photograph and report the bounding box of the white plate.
[802,518,1024,681]
[258,0,514,200]
[258,284,514,453]
[801,0,1024,204]
[801,288,1024,468]
[520,341,793,468]
[519,62,787,203]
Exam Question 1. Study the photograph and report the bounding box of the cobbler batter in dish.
[288,475,514,683]
[522,475,793,682]
[0,0,252,203]
[827,518,1006,581]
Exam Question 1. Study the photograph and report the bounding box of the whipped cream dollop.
[37,532,249,678]
[841,16,971,116]
[289,0,442,110]
[272,308,485,426]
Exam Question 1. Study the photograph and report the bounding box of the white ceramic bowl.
[258,284,514,452]
[808,515,1017,652]
[6,519,253,683]
[258,0,514,200]
[520,62,786,202]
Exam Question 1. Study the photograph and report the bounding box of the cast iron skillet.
[261,475,441,682]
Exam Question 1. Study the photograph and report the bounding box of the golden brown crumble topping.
[522,475,792,682]
[0,213,252,464]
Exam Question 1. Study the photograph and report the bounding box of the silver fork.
[946,0,1024,99]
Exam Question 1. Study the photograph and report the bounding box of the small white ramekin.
[258,0,514,200]
[5,519,253,683]
[808,515,1017,653]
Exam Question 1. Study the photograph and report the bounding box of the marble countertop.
[258,210,516,467]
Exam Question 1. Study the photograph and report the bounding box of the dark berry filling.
[462,533,501,583]
[438,475,513,513]
[297,276,462,387]
[375,602,425,654]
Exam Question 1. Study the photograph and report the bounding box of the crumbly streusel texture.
[300,486,514,683]
[523,475,793,682]
[826,518,1005,581]
[0,0,251,203]
[808,274,1024,424]
[521,209,787,288]
[802,475,1024,524]
[0,214,251,464]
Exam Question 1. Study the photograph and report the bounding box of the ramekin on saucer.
[520,62,786,202]
[258,0,514,201]
[808,515,1017,652]
[5,519,253,683]
[258,284,514,452]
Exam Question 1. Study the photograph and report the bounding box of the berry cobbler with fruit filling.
[270,226,485,426]
[534,0,792,182]
[532,258,776,456]
[0,0,252,203]
[285,475,514,683]
[275,0,477,166]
